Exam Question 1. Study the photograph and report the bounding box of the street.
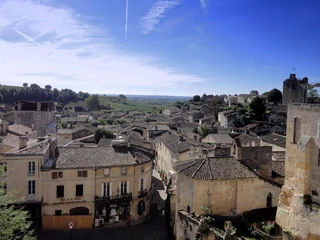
[37,170,169,240]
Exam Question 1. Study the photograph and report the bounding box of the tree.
[94,128,114,143]
[0,93,3,103]
[193,95,201,102]
[266,88,282,103]
[119,94,127,102]
[307,89,319,103]
[199,124,210,138]
[0,167,36,240]
[85,94,101,111]
[249,97,266,121]
[45,85,52,91]
[23,83,28,87]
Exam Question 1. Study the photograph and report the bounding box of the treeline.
[0,83,90,104]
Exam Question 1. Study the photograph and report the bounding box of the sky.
[0,0,319,96]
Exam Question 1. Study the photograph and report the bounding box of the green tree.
[193,95,201,102]
[119,94,127,102]
[23,83,28,87]
[0,167,36,240]
[307,89,319,103]
[249,97,266,121]
[99,119,107,125]
[45,85,52,91]
[199,124,210,138]
[94,128,114,143]
[266,88,282,103]
[0,93,3,103]
[85,94,101,111]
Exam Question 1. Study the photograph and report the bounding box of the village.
[0,74,320,240]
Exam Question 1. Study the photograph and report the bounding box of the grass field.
[65,96,170,113]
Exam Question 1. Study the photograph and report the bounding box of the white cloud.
[200,0,206,9]
[141,0,182,34]
[0,0,203,95]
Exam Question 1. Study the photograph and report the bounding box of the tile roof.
[149,125,170,131]
[160,133,191,154]
[8,124,35,136]
[6,138,53,155]
[202,134,233,145]
[56,135,72,147]
[261,133,286,149]
[234,134,260,147]
[58,126,93,134]
[272,161,285,177]
[272,151,285,160]
[50,146,151,169]
[126,131,144,146]
[173,157,257,180]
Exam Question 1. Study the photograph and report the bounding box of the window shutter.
[119,182,121,195]
[101,183,104,197]
[52,172,57,179]
[127,181,130,193]
[138,179,141,193]
[143,178,146,190]
[110,182,112,197]
[84,171,88,177]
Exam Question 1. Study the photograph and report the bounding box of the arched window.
[266,193,272,207]
[70,207,89,216]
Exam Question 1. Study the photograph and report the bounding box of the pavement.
[37,170,169,240]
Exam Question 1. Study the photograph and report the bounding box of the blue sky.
[0,0,319,96]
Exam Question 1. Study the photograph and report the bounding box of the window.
[52,172,63,179]
[119,181,129,195]
[139,178,144,192]
[55,210,62,216]
[28,162,35,175]
[78,170,88,177]
[121,168,127,176]
[28,180,35,195]
[76,184,83,197]
[0,162,7,172]
[292,117,297,143]
[266,193,272,207]
[101,182,112,197]
[104,168,110,177]
[56,185,64,198]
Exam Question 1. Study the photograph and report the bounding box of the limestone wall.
[276,103,320,239]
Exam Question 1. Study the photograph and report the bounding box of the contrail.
[125,0,128,40]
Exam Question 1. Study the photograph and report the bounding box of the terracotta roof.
[261,133,286,149]
[3,134,19,148]
[50,146,151,169]
[272,161,285,177]
[173,157,257,180]
[234,134,260,147]
[6,138,53,155]
[56,135,72,147]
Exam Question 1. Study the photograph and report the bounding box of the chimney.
[155,126,158,131]
[31,124,35,132]
[19,135,28,149]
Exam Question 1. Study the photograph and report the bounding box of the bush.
[94,128,114,143]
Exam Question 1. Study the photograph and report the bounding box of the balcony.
[138,189,149,199]
[95,193,132,204]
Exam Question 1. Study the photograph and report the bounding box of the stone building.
[276,103,320,239]
[41,144,153,229]
[0,135,57,226]
[218,110,238,128]
[282,74,308,105]
[13,101,56,136]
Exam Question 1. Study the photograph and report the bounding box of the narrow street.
[37,170,168,240]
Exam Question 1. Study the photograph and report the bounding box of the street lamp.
[69,222,73,240]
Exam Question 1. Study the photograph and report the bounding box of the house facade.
[41,145,153,229]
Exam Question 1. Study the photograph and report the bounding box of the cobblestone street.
[37,170,169,240]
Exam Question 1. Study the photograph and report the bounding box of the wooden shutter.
[119,182,121,195]
[52,172,57,179]
[138,179,141,193]
[83,170,88,177]
[101,183,104,197]
[127,181,130,193]
[110,182,113,197]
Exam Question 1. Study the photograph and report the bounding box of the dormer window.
[104,168,110,177]
[121,167,127,176]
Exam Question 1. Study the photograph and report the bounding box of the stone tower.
[276,103,320,239]
[282,74,308,105]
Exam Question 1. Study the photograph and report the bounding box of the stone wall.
[276,103,320,239]
[282,75,308,105]
[236,146,273,178]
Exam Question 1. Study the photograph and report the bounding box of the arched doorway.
[70,207,89,215]
[266,193,272,207]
